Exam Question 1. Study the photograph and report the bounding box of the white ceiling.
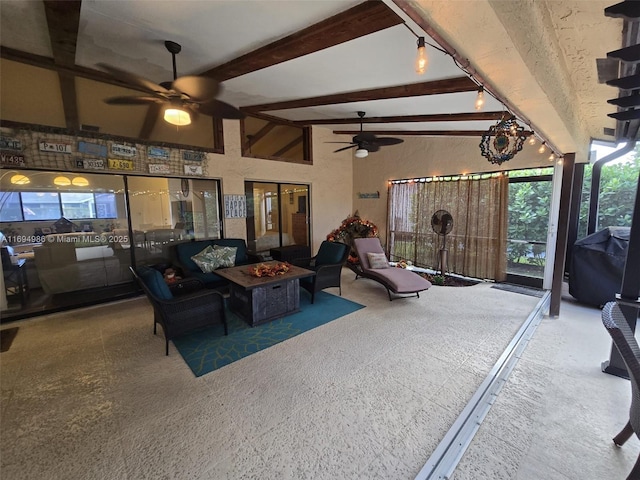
[0,0,624,160]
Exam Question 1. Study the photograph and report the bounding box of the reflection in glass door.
[245,181,309,256]
[127,177,222,268]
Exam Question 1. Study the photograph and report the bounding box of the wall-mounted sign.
[182,150,207,161]
[148,163,171,174]
[39,141,72,154]
[0,136,22,151]
[78,141,107,158]
[148,146,170,161]
[110,143,137,157]
[224,195,247,218]
[1,152,25,166]
[75,158,105,170]
[357,191,380,199]
[184,165,203,176]
[108,158,135,171]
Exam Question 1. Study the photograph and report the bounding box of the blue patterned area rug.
[173,291,365,377]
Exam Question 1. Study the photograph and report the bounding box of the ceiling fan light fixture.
[164,107,191,126]
[355,148,369,158]
[415,37,427,75]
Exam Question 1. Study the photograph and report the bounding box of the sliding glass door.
[245,181,309,256]
[1,169,222,320]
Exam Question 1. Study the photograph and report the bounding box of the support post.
[549,154,575,317]
[603,172,640,378]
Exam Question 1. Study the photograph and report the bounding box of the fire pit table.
[214,261,315,326]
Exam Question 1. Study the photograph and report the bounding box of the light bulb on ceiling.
[54,176,71,186]
[548,153,555,161]
[528,134,536,145]
[415,37,427,75]
[474,87,485,111]
[72,176,89,187]
[538,142,546,154]
[354,148,369,158]
[10,174,30,185]
[164,107,191,126]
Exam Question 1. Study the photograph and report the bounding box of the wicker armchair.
[291,241,350,303]
[130,266,228,355]
[601,301,640,480]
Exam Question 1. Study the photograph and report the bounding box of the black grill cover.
[569,226,630,306]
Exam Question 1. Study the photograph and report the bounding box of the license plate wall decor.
[39,141,72,154]
[108,158,135,170]
[110,143,137,157]
[1,152,26,166]
[78,141,107,158]
[148,163,171,174]
[0,136,22,150]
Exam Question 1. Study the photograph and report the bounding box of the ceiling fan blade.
[375,137,404,146]
[197,99,246,119]
[334,144,358,153]
[172,76,220,102]
[365,144,380,153]
[104,96,161,105]
[97,63,170,95]
[353,132,377,143]
[194,99,244,119]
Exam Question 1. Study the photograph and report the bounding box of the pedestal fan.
[431,210,454,275]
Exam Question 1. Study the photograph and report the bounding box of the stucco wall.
[352,134,557,243]
[208,122,353,252]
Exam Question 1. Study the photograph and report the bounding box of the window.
[20,192,61,220]
[0,191,118,221]
[241,114,311,164]
[0,192,22,222]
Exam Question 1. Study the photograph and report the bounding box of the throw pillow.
[191,245,221,273]
[367,252,389,269]
[212,245,237,268]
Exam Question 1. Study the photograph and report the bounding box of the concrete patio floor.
[0,272,637,479]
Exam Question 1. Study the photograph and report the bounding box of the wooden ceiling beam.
[199,1,402,82]
[242,77,477,113]
[294,111,503,125]
[332,129,529,137]
[43,0,83,132]
[0,46,155,94]
[272,136,303,157]
[245,122,277,149]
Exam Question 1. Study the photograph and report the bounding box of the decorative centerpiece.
[248,262,291,277]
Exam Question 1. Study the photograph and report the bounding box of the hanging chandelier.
[479,115,527,165]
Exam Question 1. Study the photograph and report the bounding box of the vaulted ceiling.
[0,0,626,162]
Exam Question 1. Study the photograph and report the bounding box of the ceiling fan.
[98,40,245,126]
[331,111,404,157]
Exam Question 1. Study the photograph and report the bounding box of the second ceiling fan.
[332,111,404,157]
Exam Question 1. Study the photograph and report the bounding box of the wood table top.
[214,261,315,290]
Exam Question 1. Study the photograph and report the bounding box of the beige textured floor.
[0,272,636,479]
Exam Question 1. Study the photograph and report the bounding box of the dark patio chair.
[291,241,350,303]
[601,301,640,480]
[130,266,227,355]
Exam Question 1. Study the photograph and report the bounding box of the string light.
[474,87,485,111]
[415,37,427,74]
[528,134,536,145]
[548,153,555,161]
[538,142,546,154]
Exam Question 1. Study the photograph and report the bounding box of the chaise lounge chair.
[353,237,432,301]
